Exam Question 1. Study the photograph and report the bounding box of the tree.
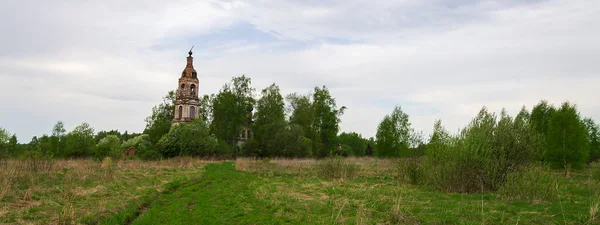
[375,106,412,157]
[0,127,11,156]
[144,91,176,144]
[253,84,286,156]
[199,94,214,125]
[122,134,159,160]
[311,86,346,157]
[158,119,218,157]
[8,135,17,155]
[287,93,320,154]
[530,100,556,141]
[94,130,122,144]
[337,132,367,156]
[583,118,600,163]
[52,121,67,156]
[95,135,121,159]
[211,75,255,151]
[545,102,589,173]
[64,123,95,157]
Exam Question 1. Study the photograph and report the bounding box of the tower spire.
[174,46,200,124]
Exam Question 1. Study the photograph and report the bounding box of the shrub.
[123,134,160,160]
[101,157,115,178]
[95,135,121,160]
[499,165,562,202]
[316,157,358,179]
[398,158,423,185]
[20,151,54,173]
[240,139,261,157]
[422,109,540,193]
[157,120,218,158]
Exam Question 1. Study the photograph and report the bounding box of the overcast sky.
[1,0,599,142]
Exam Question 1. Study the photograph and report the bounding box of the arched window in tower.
[192,72,197,78]
[178,106,183,120]
[190,106,196,119]
[190,84,196,96]
[180,84,185,96]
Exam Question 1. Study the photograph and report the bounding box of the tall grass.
[0,158,210,224]
[499,165,562,201]
[315,157,359,180]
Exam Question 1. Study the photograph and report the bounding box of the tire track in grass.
[130,162,293,225]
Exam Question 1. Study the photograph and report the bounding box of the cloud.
[0,0,599,142]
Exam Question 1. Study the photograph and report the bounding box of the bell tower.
[173,47,201,124]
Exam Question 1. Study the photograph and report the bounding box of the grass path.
[131,162,305,224]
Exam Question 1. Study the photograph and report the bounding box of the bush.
[422,109,540,193]
[240,139,261,157]
[398,158,423,185]
[499,165,562,202]
[101,157,115,178]
[316,157,358,179]
[123,134,160,160]
[157,120,218,158]
[95,135,121,160]
[20,151,54,172]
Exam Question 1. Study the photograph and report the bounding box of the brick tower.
[173,49,200,124]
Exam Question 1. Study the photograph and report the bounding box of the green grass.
[128,160,600,224]
[0,157,208,224]
[3,158,600,224]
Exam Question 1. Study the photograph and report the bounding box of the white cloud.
[0,0,599,142]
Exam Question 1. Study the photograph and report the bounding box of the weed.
[499,165,561,201]
[20,151,54,173]
[316,157,358,180]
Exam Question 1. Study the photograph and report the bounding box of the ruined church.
[172,49,251,144]
[172,49,200,124]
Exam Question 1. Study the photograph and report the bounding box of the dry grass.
[0,157,213,224]
[235,157,398,178]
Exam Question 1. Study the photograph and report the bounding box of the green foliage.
[375,106,416,157]
[95,135,121,159]
[241,139,261,157]
[64,122,95,158]
[531,100,556,139]
[583,118,600,163]
[316,157,358,179]
[545,102,590,171]
[51,121,67,156]
[144,91,176,144]
[287,93,321,155]
[6,134,18,156]
[499,165,562,202]
[0,127,10,156]
[211,75,255,148]
[311,86,346,157]
[95,130,122,144]
[398,159,424,185]
[423,108,540,193]
[122,134,160,160]
[338,132,367,156]
[285,87,344,158]
[253,84,285,154]
[158,119,218,158]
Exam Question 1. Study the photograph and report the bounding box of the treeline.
[1,74,598,165]
[147,75,351,158]
[0,75,357,159]
[377,101,600,193]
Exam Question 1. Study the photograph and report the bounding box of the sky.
[1,0,599,142]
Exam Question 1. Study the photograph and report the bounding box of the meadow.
[1,157,599,224]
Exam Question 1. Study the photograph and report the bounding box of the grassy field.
[1,157,600,224]
[0,157,209,224]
